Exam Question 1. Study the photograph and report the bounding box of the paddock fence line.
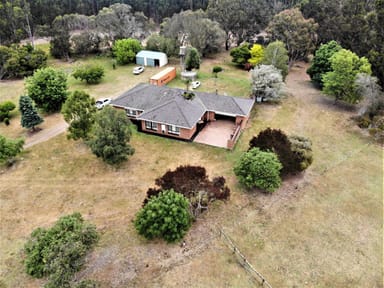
[217,226,273,288]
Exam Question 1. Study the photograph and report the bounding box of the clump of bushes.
[143,165,230,218]
[0,135,24,166]
[24,213,99,288]
[135,166,230,242]
[249,128,313,176]
[135,190,192,243]
[0,101,16,123]
[73,65,105,84]
[234,147,283,192]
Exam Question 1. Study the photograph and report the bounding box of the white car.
[95,98,111,109]
[191,81,201,89]
[133,66,145,75]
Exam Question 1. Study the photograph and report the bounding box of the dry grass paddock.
[0,52,382,287]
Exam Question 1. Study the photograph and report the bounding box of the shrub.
[73,65,105,84]
[249,128,313,175]
[0,101,16,122]
[230,43,251,66]
[288,135,314,171]
[212,66,223,77]
[4,118,10,125]
[234,147,282,192]
[135,190,192,243]
[144,165,230,218]
[0,135,24,165]
[24,213,99,287]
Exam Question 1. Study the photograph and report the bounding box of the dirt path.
[24,114,68,148]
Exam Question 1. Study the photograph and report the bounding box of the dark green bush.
[234,147,283,192]
[0,100,16,122]
[0,44,47,79]
[73,65,105,84]
[24,213,99,288]
[0,135,24,164]
[4,118,10,125]
[249,128,313,175]
[135,189,192,243]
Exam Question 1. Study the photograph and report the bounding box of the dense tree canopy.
[307,40,342,87]
[267,8,318,65]
[26,67,68,113]
[145,34,178,56]
[322,49,372,104]
[161,10,225,56]
[112,38,142,65]
[0,44,47,79]
[207,0,271,49]
[88,106,134,165]
[61,90,96,141]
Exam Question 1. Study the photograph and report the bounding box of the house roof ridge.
[175,99,192,127]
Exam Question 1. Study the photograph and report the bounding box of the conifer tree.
[19,95,43,131]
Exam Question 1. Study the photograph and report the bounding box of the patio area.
[194,120,235,148]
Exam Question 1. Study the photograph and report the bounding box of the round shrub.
[24,213,99,287]
[72,65,105,84]
[234,147,282,192]
[134,189,192,243]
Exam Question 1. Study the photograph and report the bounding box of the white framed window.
[167,125,180,135]
[126,109,138,116]
[145,121,157,131]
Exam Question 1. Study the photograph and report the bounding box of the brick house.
[110,83,254,141]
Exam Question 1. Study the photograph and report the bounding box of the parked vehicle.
[191,81,201,89]
[95,98,111,109]
[133,66,145,75]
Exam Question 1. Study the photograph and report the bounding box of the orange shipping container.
[150,67,176,86]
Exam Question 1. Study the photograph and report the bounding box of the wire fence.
[217,227,273,288]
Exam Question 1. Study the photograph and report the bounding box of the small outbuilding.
[136,50,168,67]
[150,67,176,86]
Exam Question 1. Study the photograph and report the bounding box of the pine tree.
[19,95,43,131]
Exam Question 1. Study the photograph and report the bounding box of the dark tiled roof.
[110,83,254,128]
